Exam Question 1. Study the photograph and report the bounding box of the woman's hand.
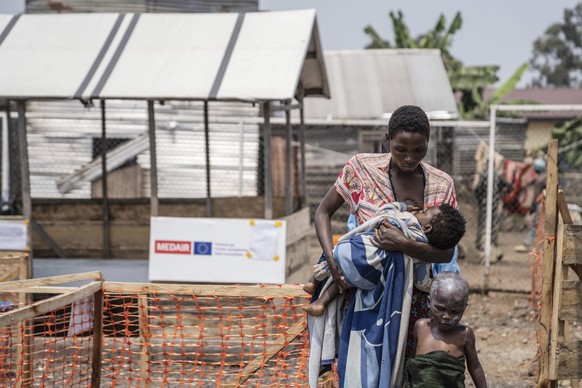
[407,204,421,212]
[372,219,407,251]
[404,200,421,212]
[327,258,350,290]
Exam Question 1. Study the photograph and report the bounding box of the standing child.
[406,272,487,388]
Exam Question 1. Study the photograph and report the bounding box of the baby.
[303,202,466,316]
[406,271,487,388]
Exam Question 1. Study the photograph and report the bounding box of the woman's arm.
[372,220,454,263]
[314,187,349,289]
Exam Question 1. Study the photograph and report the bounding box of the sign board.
[149,216,287,284]
[0,219,28,251]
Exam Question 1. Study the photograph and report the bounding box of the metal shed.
[302,49,458,120]
[0,9,329,260]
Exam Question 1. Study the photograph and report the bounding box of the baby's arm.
[373,221,455,262]
[465,326,488,388]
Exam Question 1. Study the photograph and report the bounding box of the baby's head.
[429,271,470,331]
[414,204,466,249]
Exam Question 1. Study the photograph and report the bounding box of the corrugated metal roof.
[302,49,458,120]
[0,13,122,99]
[485,87,582,105]
[0,10,329,102]
[25,0,258,13]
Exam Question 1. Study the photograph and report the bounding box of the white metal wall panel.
[216,9,315,101]
[0,14,120,99]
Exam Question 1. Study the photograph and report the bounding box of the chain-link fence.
[2,100,266,206]
[2,99,309,257]
[3,102,582,291]
[299,112,582,293]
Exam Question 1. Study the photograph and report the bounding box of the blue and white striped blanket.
[308,204,428,388]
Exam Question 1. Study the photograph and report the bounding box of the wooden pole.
[147,101,159,217]
[138,294,150,387]
[548,221,566,381]
[204,101,212,217]
[538,139,559,388]
[16,254,31,387]
[100,100,110,259]
[262,102,272,220]
[90,289,104,388]
[298,96,306,209]
[16,101,32,279]
[284,101,293,215]
[15,102,34,387]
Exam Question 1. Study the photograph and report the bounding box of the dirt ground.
[457,201,582,387]
[303,198,582,387]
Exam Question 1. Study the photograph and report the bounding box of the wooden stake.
[538,140,559,388]
[91,289,103,388]
[138,294,150,388]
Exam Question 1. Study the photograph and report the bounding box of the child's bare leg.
[303,274,320,294]
[303,281,340,316]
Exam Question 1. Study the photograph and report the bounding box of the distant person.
[406,272,488,388]
[514,156,546,253]
[303,202,466,317]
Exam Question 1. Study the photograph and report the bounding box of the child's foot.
[303,300,325,316]
[303,282,317,294]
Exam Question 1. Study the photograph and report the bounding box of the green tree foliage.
[364,11,524,119]
[530,3,582,87]
[553,118,582,168]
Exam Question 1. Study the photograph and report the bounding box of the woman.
[312,105,458,387]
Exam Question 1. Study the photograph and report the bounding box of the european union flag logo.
[193,242,212,255]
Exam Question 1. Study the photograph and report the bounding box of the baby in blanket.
[405,271,487,388]
[303,202,465,316]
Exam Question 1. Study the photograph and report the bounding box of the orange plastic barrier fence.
[0,288,97,387]
[100,283,312,387]
[0,277,330,387]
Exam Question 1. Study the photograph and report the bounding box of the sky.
[1,0,576,87]
[0,0,24,14]
[259,0,579,87]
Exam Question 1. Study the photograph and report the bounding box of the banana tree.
[553,118,582,168]
[363,11,527,119]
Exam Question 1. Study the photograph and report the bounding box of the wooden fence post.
[538,140,559,388]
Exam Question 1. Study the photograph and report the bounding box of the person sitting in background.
[406,272,487,388]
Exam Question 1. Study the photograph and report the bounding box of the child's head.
[429,272,470,331]
[414,204,466,250]
[387,105,430,141]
